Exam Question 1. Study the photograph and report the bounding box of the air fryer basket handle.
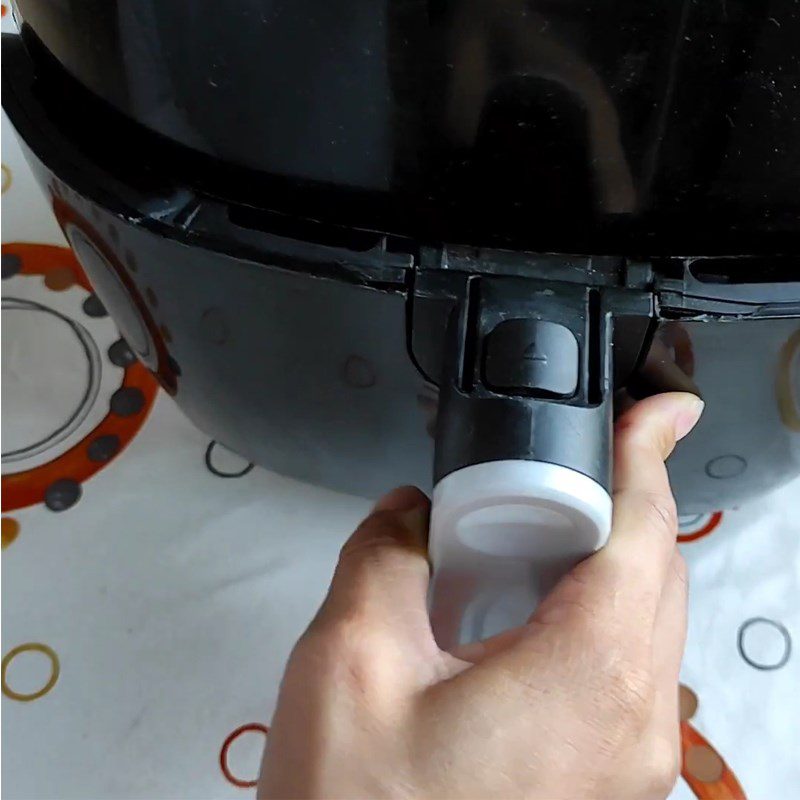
[428,277,614,648]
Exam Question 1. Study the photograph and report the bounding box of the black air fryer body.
[3,0,800,514]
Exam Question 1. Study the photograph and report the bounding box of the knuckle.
[339,512,423,569]
[602,661,655,730]
[298,612,387,691]
[340,539,390,573]
[320,608,376,656]
[639,491,679,538]
[620,418,676,460]
[339,512,394,557]
[292,618,347,665]
[537,566,603,627]
[644,736,682,796]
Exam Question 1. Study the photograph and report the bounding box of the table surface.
[2,16,799,800]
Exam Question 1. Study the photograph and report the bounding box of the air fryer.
[3,0,799,644]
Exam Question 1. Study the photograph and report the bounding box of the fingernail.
[451,640,485,663]
[398,505,432,558]
[373,485,428,513]
[398,505,429,535]
[675,397,705,441]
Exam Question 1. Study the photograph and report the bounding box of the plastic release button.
[484,319,579,397]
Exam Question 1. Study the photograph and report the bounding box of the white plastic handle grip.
[428,460,613,649]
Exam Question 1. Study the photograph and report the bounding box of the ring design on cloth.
[737,617,792,671]
[2,642,60,702]
[1,243,158,512]
[2,516,21,548]
[681,722,747,800]
[204,441,255,479]
[219,723,269,788]
[679,684,746,799]
[677,511,723,544]
[776,328,800,432]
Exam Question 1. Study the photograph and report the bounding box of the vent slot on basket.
[688,258,800,284]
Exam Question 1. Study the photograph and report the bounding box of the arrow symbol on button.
[523,343,548,364]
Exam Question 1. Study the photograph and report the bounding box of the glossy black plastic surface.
[14,0,800,256]
[433,278,613,488]
[3,30,800,512]
[649,318,800,513]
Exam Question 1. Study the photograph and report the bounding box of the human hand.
[258,392,705,800]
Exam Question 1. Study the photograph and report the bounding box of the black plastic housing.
[432,277,613,487]
[3,27,800,513]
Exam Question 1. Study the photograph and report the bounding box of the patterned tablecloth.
[2,14,798,799]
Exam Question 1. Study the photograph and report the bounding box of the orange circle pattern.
[678,512,724,544]
[776,329,800,432]
[1,243,159,512]
[52,198,179,395]
[219,723,269,789]
[681,721,746,799]
[2,642,60,702]
[1,517,20,548]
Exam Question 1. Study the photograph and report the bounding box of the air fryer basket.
[3,0,799,513]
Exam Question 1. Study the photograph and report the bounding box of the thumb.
[311,486,433,642]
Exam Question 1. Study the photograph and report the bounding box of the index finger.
[602,392,703,610]
[528,392,703,632]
